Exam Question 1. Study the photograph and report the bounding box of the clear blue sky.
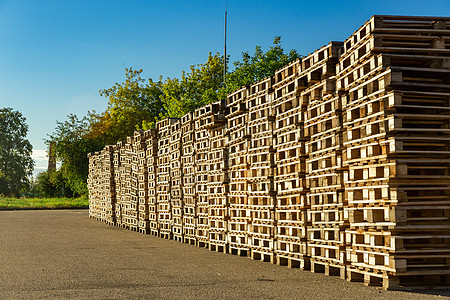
[1,0,449,156]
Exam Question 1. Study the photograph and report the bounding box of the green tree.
[47,37,299,196]
[162,52,225,118]
[162,37,299,117]
[97,68,166,143]
[0,108,34,197]
[0,170,9,196]
[94,37,298,125]
[223,36,300,93]
[47,114,104,196]
[35,169,73,197]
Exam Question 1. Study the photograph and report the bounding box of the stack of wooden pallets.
[145,129,159,236]
[272,59,310,269]
[156,118,178,239]
[194,104,216,247]
[170,120,184,242]
[112,143,122,227]
[87,151,101,219]
[338,15,450,289]
[207,100,229,253]
[303,42,347,277]
[134,131,149,234]
[226,87,251,256]
[181,112,197,245]
[119,139,132,229]
[87,15,450,290]
[118,141,130,228]
[100,146,116,225]
[128,136,140,231]
[247,79,278,264]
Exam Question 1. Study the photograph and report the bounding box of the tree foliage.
[48,37,299,196]
[47,114,104,196]
[95,68,166,144]
[35,169,73,197]
[224,36,300,92]
[0,108,34,197]
[162,52,226,118]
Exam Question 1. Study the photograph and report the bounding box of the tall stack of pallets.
[156,118,178,239]
[119,139,133,229]
[170,120,184,242]
[145,129,159,236]
[303,42,347,277]
[88,15,450,290]
[97,149,107,221]
[207,100,229,252]
[194,104,216,247]
[272,59,310,269]
[135,131,150,234]
[118,141,130,228]
[129,136,140,231]
[87,151,101,219]
[113,143,123,227]
[181,112,197,245]
[337,15,450,289]
[100,146,116,225]
[247,79,278,263]
[227,87,252,256]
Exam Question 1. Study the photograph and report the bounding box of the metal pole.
[224,2,227,87]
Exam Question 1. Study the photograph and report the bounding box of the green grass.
[0,196,89,209]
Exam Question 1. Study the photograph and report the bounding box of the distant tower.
[48,142,56,172]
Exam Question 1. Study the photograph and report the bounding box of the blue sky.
[0,0,449,172]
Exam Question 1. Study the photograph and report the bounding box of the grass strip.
[0,197,89,210]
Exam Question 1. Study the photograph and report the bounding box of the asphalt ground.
[0,209,448,299]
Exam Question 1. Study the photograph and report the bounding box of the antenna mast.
[224,2,227,87]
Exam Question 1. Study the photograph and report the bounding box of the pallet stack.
[181,112,197,245]
[247,79,278,263]
[118,141,130,228]
[207,100,229,252]
[156,118,178,239]
[272,59,310,269]
[134,131,149,234]
[97,149,107,221]
[118,143,128,228]
[226,87,252,256]
[194,104,216,247]
[112,143,123,226]
[100,146,116,224]
[338,15,450,289]
[87,151,101,219]
[170,120,184,242]
[129,136,140,230]
[119,139,132,228]
[145,129,159,236]
[302,42,347,277]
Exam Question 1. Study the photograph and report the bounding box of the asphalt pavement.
[0,209,448,299]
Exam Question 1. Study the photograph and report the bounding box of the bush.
[35,170,73,198]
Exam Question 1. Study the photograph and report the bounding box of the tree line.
[0,38,299,198]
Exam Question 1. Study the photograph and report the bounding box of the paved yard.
[0,209,448,299]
